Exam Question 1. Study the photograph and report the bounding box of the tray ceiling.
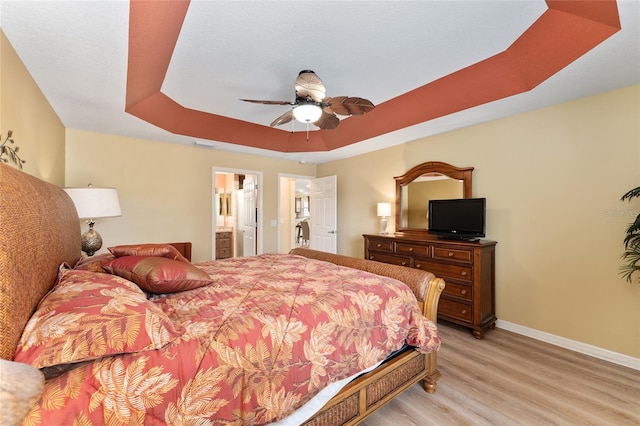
[1,1,638,164]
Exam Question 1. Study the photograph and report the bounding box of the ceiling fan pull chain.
[306,122,310,142]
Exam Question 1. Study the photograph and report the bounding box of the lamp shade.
[64,187,121,219]
[293,103,323,123]
[377,202,392,217]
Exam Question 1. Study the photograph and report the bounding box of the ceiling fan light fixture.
[241,70,374,130]
[293,103,322,124]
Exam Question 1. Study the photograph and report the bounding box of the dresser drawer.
[367,252,410,267]
[439,298,473,323]
[442,281,473,301]
[432,246,473,263]
[367,239,394,253]
[395,243,430,258]
[413,260,472,283]
[217,247,232,259]
[216,232,232,247]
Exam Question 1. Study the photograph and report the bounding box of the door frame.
[277,173,314,253]
[212,167,264,258]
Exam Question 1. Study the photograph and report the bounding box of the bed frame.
[290,248,444,425]
[0,164,445,425]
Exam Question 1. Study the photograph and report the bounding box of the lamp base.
[379,217,389,235]
[81,221,102,256]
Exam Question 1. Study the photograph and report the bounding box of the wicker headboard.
[0,165,81,360]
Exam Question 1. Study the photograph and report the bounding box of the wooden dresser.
[215,231,233,259]
[364,233,497,338]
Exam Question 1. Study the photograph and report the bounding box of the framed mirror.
[395,161,473,234]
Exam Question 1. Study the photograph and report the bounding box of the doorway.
[278,174,312,254]
[212,168,263,259]
[278,174,337,254]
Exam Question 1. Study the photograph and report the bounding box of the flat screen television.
[428,197,486,240]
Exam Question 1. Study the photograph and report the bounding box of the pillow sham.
[108,243,190,263]
[102,256,212,294]
[14,268,182,370]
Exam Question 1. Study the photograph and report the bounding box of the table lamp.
[377,202,392,235]
[64,185,121,256]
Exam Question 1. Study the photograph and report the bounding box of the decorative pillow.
[14,268,183,370]
[73,253,115,273]
[102,256,212,294]
[108,243,190,263]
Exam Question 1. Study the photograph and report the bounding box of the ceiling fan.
[241,70,375,130]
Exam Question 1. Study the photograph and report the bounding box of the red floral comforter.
[22,254,440,425]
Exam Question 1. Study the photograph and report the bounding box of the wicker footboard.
[290,248,444,425]
[303,350,440,426]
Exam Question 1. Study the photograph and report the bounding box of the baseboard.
[495,320,640,371]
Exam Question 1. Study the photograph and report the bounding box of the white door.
[309,175,337,253]
[242,175,257,256]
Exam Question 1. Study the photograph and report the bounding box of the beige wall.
[279,177,296,253]
[319,85,640,358]
[0,31,65,184]
[65,129,316,261]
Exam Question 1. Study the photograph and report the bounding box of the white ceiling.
[1,1,638,164]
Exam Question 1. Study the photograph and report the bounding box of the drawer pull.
[448,252,454,257]
[460,289,467,295]
[461,271,467,276]
[370,256,375,260]
[408,247,414,252]
[461,309,467,315]
[415,263,421,269]
[401,261,407,266]
[376,243,382,248]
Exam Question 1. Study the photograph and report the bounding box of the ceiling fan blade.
[295,71,326,103]
[314,112,340,130]
[241,99,292,105]
[270,110,294,127]
[326,97,375,116]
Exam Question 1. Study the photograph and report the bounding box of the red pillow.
[14,268,182,369]
[102,256,212,294]
[108,244,190,263]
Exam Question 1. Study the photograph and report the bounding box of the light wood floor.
[361,322,640,426]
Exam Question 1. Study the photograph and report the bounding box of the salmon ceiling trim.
[125,0,620,154]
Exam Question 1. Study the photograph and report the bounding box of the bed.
[0,163,445,425]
